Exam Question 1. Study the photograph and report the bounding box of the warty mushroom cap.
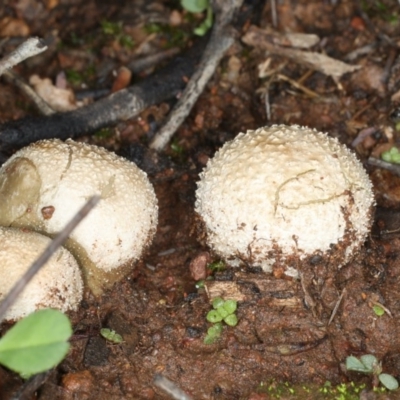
[0,227,83,321]
[0,139,158,294]
[195,125,375,275]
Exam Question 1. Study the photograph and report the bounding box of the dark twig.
[0,38,207,152]
[367,156,400,177]
[10,369,54,400]
[149,0,244,151]
[0,195,100,322]
[154,374,193,400]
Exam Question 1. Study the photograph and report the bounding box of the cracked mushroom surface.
[195,125,375,275]
[0,139,158,295]
[0,227,83,321]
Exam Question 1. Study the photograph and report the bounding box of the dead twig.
[0,37,207,152]
[154,374,193,400]
[328,288,346,325]
[367,156,400,177]
[149,0,244,151]
[11,369,54,400]
[0,37,47,77]
[242,25,361,79]
[0,195,100,322]
[276,73,319,98]
[2,69,55,115]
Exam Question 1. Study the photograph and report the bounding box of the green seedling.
[372,304,385,317]
[100,20,134,49]
[381,146,400,164]
[204,297,238,344]
[100,328,123,344]
[346,354,399,391]
[181,0,213,36]
[258,379,369,399]
[0,309,72,377]
[207,260,225,273]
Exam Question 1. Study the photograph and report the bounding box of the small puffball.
[0,227,83,321]
[0,139,158,295]
[195,125,375,276]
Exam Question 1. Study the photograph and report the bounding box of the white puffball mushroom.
[0,227,83,321]
[195,125,375,276]
[0,139,158,295]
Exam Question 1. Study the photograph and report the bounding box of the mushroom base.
[196,205,374,279]
[65,238,136,296]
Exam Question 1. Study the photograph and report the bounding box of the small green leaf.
[100,328,123,344]
[207,326,218,336]
[345,356,370,373]
[360,354,379,372]
[203,333,217,344]
[224,314,238,327]
[181,0,208,13]
[207,261,225,272]
[193,5,213,36]
[0,309,72,376]
[216,307,229,319]
[379,373,399,391]
[195,280,205,289]
[373,305,385,317]
[392,153,400,164]
[222,300,237,315]
[206,310,222,323]
[212,297,224,309]
[382,151,393,162]
[213,322,223,334]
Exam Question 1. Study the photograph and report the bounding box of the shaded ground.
[2,0,400,399]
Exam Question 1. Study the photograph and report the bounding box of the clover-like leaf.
[379,373,399,391]
[0,309,72,377]
[345,356,370,373]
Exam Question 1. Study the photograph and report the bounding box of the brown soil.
[2,0,400,399]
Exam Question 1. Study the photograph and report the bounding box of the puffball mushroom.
[195,125,374,276]
[0,227,83,321]
[0,139,158,295]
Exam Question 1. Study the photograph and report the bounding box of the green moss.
[257,380,368,399]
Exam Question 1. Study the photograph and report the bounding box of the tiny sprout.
[224,314,238,327]
[346,354,399,391]
[373,305,385,317]
[181,0,213,36]
[222,300,237,314]
[381,147,400,164]
[204,297,238,343]
[207,260,225,272]
[206,310,223,323]
[212,297,224,309]
[100,328,123,344]
[195,280,205,289]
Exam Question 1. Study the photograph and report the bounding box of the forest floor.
[2,0,400,399]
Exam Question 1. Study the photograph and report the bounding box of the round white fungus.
[195,125,374,275]
[0,139,158,295]
[0,227,83,321]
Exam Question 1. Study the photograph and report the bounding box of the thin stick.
[149,0,244,151]
[2,69,55,115]
[277,73,319,98]
[367,156,400,177]
[0,37,47,77]
[154,374,193,400]
[270,0,278,28]
[10,369,54,400]
[0,195,100,322]
[328,288,346,325]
